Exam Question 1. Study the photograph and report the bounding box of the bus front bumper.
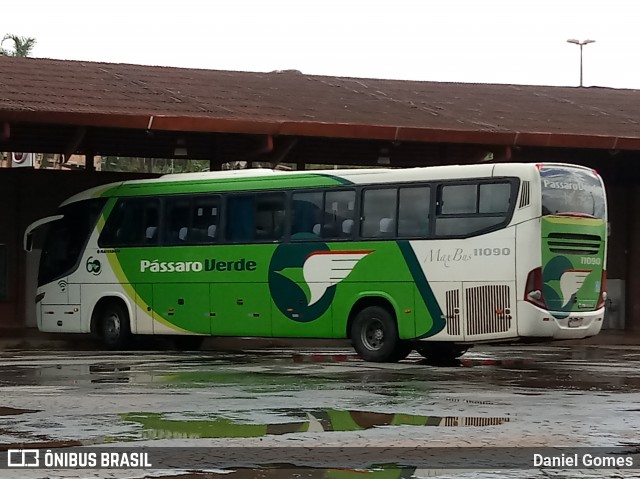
[38,304,83,333]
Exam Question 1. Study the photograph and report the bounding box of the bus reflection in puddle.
[117,409,510,440]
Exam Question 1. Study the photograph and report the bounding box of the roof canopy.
[2,56,640,162]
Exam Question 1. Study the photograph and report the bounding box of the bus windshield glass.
[540,166,606,219]
[39,199,106,286]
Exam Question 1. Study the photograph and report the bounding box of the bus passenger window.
[324,190,355,239]
[226,196,255,242]
[292,192,323,239]
[226,193,285,243]
[99,198,159,247]
[439,184,476,214]
[163,197,191,245]
[434,181,513,237]
[398,186,430,237]
[143,202,160,245]
[362,188,397,238]
[192,196,220,244]
[255,194,286,241]
[479,183,511,213]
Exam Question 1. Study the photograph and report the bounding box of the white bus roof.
[59,162,592,206]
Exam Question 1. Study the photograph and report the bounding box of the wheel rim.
[361,317,385,351]
[104,312,121,340]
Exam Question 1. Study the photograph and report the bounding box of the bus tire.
[350,305,401,362]
[99,301,131,350]
[415,342,469,362]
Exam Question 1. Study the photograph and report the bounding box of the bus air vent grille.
[547,233,601,255]
[465,285,511,335]
[445,289,461,336]
[518,181,530,208]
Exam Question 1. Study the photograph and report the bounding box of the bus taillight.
[596,270,608,309]
[524,267,547,309]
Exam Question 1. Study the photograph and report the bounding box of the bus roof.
[60,162,552,206]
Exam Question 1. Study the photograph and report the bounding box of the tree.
[0,34,36,57]
[1,34,36,167]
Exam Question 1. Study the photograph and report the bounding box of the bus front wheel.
[99,301,131,350]
[351,306,403,362]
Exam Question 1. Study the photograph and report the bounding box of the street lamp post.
[567,39,595,87]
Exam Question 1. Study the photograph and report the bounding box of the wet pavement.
[0,344,639,478]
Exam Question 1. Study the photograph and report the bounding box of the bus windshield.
[540,166,606,219]
[39,199,106,286]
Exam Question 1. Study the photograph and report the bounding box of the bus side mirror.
[24,232,33,252]
[24,214,63,253]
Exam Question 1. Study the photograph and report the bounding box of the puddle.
[148,466,421,479]
[0,406,39,416]
[0,439,83,450]
[119,409,510,440]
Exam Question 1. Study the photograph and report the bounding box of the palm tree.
[0,34,36,57]
[1,34,36,167]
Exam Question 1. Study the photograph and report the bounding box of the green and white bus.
[24,162,608,362]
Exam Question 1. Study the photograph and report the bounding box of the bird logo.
[269,243,374,323]
[559,270,590,308]
[276,250,372,306]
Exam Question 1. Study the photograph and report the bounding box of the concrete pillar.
[85,153,95,171]
[626,184,640,331]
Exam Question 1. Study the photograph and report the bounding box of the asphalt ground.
[1,328,639,352]
[1,344,640,479]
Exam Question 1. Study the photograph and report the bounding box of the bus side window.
[255,193,286,241]
[398,186,430,237]
[143,201,160,245]
[291,192,323,239]
[99,198,159,247]
[361,188,397,238]
[435,182,512,237]
[439,184,476,215]
[226,196,255,242]
[324,190,355,239]
[479,183,511,213]
[192,196,220,244]
[227,193,286,243]
[163,197,191,245]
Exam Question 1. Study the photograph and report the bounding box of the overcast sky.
[3,0,640,89]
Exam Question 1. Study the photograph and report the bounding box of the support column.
[85,152,95,172]
[626,183,640,331]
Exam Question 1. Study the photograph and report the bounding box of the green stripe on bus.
[108,173,351,197]
[397,241,445,338]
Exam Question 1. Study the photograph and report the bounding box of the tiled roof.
[2,56,640,150]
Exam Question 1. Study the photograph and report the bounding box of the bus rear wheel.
[351,305,404,362]
[99,301,131,350]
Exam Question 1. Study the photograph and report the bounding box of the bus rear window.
[540,167,606,219]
